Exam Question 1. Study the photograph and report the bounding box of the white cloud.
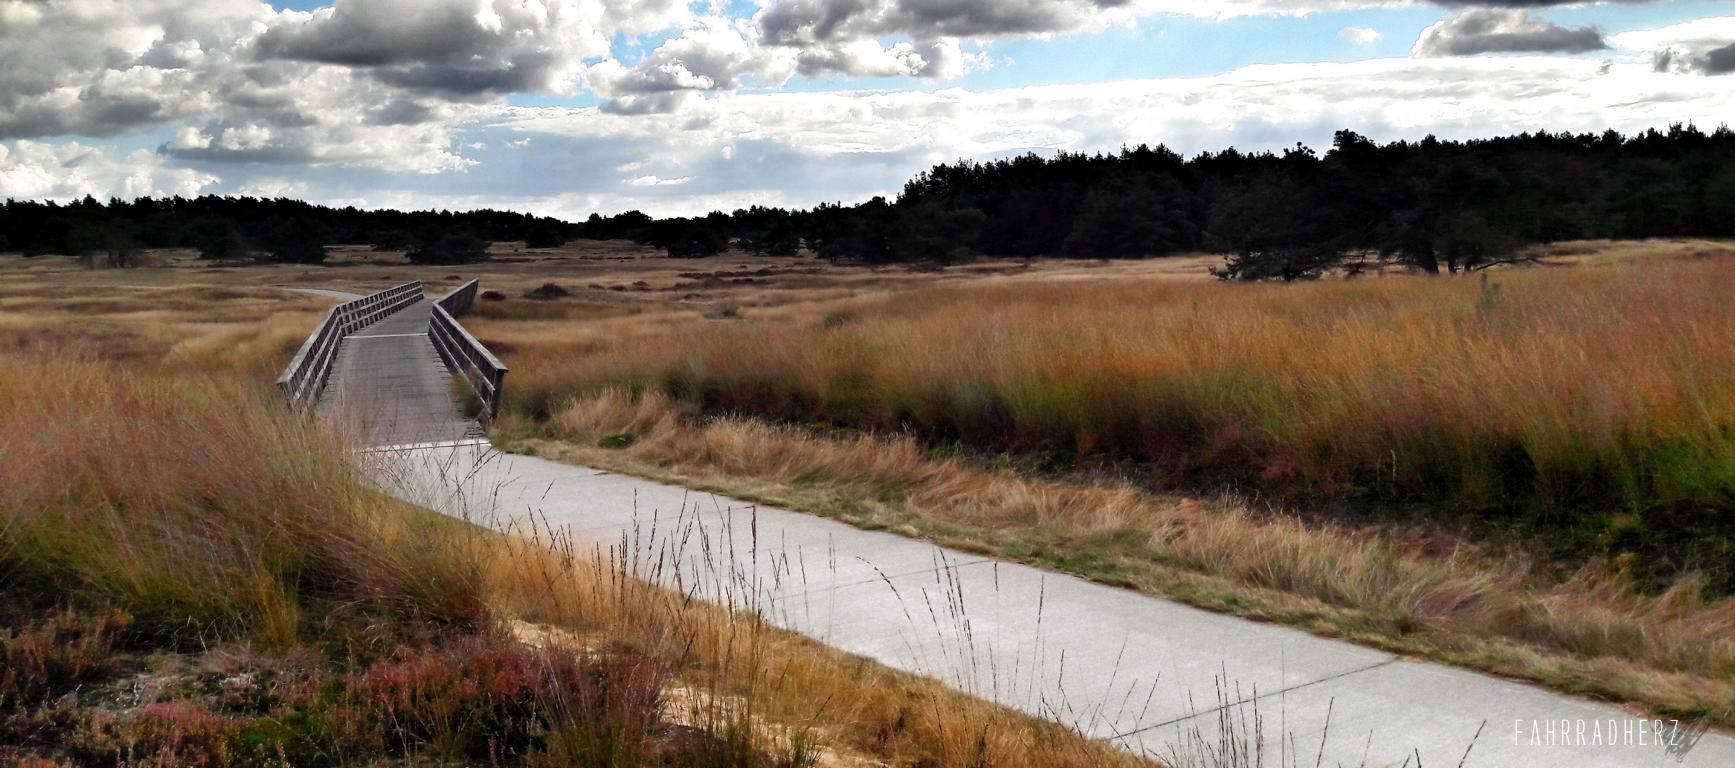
[1608,16,1735,52]
[216,124,274,151]
[750,0,1582,43]
[602,0,694,37]
[236,177,309,198]
[169,127,212,151]
[1339,26,1381,45]
[1610,16,1735,74]
[0,0,743,171]
[584,15,799,113]
[160,63,478,172]
[0,0,271,139]
[627,175,692,186]
[0,0,484,172]
[0,140,218,201]
[796,38,985,79]
[585,12,997,113]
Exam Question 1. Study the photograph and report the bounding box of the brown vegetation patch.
[525,282,574,300]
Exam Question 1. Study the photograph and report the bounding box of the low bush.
[525,282,573,300]
[0,610,131,709]
[329,637,664,763]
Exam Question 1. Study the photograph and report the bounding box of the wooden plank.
[313,300,484,447]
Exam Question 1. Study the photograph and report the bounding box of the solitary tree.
[1208,173,1344,281]
[75,224,143,269]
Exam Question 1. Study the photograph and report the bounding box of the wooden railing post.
[436,279,481,318]
[427,284,508,420]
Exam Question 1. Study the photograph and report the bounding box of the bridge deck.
[314,300,483,448]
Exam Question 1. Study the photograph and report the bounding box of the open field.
[0,255,1160,766]
[497,248,1735,583]
[6,238,1734,737]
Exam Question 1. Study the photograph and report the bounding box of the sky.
[2,1,1733,219]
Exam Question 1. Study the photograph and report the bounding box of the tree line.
[0,195,573,266]
[585,124,1735,278]
[6,125,1732,277]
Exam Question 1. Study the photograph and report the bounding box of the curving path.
[369,443,1735,768]
[278,286,363,301]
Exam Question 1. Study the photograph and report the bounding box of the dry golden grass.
[0,255,334,379]
[11,238,1733,749]
[0,252,1161,766]
[496,248,1735,578]
[0,355,486,647]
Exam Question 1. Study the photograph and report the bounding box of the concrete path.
[279,286,363,301]
[370,444,1733,768]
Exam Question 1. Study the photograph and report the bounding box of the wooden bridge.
[277,280,507,449]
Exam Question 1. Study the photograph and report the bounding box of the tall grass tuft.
[0,354,488,647]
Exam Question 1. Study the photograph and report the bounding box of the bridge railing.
[429,300,508,419]
[436,278,481,317]
[277,281,425,409]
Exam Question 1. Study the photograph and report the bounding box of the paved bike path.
[371,443,1733,768]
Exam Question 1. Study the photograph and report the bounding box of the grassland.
[0,254,1157,767]
[7,238,1733,750]
[452,239,1735,727]
[494,243,1735,585]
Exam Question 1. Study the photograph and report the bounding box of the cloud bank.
[0,0,1728,215]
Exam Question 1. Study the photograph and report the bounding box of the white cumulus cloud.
[1340,26,1381,45]
[0,140,218,201]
